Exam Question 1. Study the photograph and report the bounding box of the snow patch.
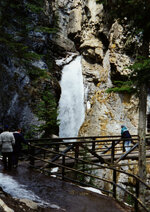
[80,186,103,195]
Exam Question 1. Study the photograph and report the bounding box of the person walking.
[12,128,27,168]
[121,125,132,152]
[0,125,15,170]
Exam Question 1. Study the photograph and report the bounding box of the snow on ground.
[79,186,103,195]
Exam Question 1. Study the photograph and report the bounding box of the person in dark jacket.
[121,125,132,152]
[12,128,27,168]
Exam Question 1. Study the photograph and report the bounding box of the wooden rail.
[27,135,150,212]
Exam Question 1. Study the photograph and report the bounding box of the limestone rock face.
[51,1,149,208]
[51,0,77,52]
[109,21,133,75]
[67,7,82,34]
[53,0,140,136]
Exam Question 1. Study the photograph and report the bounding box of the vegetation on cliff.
[0,0,59,136]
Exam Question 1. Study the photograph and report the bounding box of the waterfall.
[58,56,85,138]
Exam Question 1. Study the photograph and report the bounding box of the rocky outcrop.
[0,187,39,212]
[53,0,140,136]
[52,1,150,208]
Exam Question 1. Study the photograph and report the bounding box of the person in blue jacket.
[121,125,132,152]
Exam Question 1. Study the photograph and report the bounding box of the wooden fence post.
[92,138,96,153]
[111,141,115,164]
[75,143,79,162]
[43,150,46,159]
[112,141,116,199]
[62,154,65,180]
[135,179,139,211]
[113,169,116,199]
[29,146,35,166]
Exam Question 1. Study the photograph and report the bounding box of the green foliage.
[25,0,43,13]
[124,187,135,206]
[27,66,48,80]
[26,3,43,13]
[107,57,150,94]
[35,91,59,137]
[35,26,58,34]
[129,57,150,87]
[106,80,135,94]
[23,52,42,61]
[23,126,37,139]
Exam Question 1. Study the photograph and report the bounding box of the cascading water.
[58,56,85,138]
[0,172,59,208]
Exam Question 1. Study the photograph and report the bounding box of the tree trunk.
[138,31,149,205]
[138,83,147,203]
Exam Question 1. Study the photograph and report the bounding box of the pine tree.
[35,90,59,137]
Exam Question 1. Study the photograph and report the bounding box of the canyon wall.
[52,1,150,205]
[52,0,141,136]
[1,0,149,136]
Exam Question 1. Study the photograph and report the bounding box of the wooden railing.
[27,135,150,212]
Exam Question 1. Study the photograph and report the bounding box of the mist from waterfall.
[58,56,85,138]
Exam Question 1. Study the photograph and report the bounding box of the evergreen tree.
[96,0,150,203]
[35,90,59,137]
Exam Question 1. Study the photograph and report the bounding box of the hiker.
[121,125,132,152]
[0,125,15,170]
[12,128,27,168]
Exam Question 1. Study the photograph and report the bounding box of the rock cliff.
[53,0,143,136]
[0,0,61,134]
[1,0,149,136]
[52,1,150,208]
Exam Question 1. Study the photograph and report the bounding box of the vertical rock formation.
[53,2,150,207]
[53,0,140,136]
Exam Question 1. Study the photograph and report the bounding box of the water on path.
[0,163,62,210]
[0,162,130,212]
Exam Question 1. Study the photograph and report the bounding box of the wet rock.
[0,198,14,212]
[19,199,38,210]
[0,187,39,212]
